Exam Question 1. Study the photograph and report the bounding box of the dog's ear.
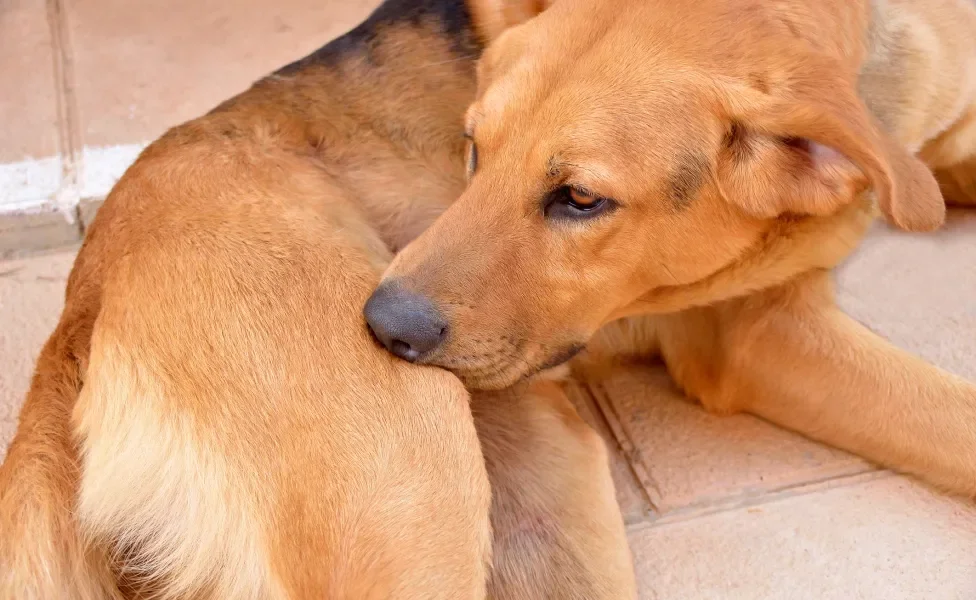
[716,60,944,232]
[469,0,555,43]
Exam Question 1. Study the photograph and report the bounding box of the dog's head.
[365,0,945,388]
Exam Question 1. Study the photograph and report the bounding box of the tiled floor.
[0,0,376,249]
[2,1,975,598]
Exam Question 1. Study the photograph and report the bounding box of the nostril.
[390,339,420,362]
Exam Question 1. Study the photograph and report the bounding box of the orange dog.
[0,1,635,597]
[375,0,976,497]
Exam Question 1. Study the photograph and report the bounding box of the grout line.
[46,0,83,226]
[625,468,891,532]
[586,379,663,514]
[573,379,658,523]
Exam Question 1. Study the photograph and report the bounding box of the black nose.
[364,281,448,362]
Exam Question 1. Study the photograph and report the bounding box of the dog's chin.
[456,369,526,391]
[444,343,586,391]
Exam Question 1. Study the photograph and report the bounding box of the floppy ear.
[468,0,555,43]
[716,61,945,232]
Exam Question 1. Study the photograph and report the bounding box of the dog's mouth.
[533,344,585,372]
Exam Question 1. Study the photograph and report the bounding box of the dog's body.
[0,2,634,598]
[4,0,976,597]
[378,0,976,497]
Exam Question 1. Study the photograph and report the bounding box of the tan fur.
[0,5,635,599]
[383,0,976,497]
[4,106,495,598]
[473,380,636,600]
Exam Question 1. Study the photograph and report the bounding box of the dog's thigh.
[472,379,636,600]
[656,270,976,497]
[74,288,490,599]
[71,223,490,598]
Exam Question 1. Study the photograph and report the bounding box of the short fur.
[0,1,635,598]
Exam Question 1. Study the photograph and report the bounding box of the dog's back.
[0,1,492,596]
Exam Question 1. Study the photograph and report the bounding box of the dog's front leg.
[656,270,976,498]
[471,379,637,600]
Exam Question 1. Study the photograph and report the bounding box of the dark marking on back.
[667,152,710,209]
[275,0,481,75]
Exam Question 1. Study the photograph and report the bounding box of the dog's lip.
[534,343,586,373]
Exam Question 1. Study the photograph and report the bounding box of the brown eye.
[544,186,617,220]
[568,187,598,208]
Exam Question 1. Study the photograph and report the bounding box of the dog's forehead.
[483,59,708,137]
[477,12,726,123]
[476,64,532,124]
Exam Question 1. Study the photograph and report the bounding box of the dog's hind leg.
[656,270,976,498]
[471,379,637,600]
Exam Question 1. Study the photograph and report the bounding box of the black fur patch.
[275,0,481,74]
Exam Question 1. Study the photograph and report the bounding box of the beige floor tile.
[0,251,74,461]
[592,367,873,515]
[0,212,81,258]
[627,476,976,600]
[66,0,380,148]
[836,209,976,381]
[0,0,60,162]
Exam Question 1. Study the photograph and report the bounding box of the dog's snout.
[364,281,447,362]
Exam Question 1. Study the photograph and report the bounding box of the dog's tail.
[0,323,122,600]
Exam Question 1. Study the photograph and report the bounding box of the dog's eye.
[544,186,616,220]
[464,133,477,178]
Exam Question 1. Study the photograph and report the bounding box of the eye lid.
[565,183,599,202]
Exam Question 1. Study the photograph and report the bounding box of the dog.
[370,0,976,498]
[0,1,636,598]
